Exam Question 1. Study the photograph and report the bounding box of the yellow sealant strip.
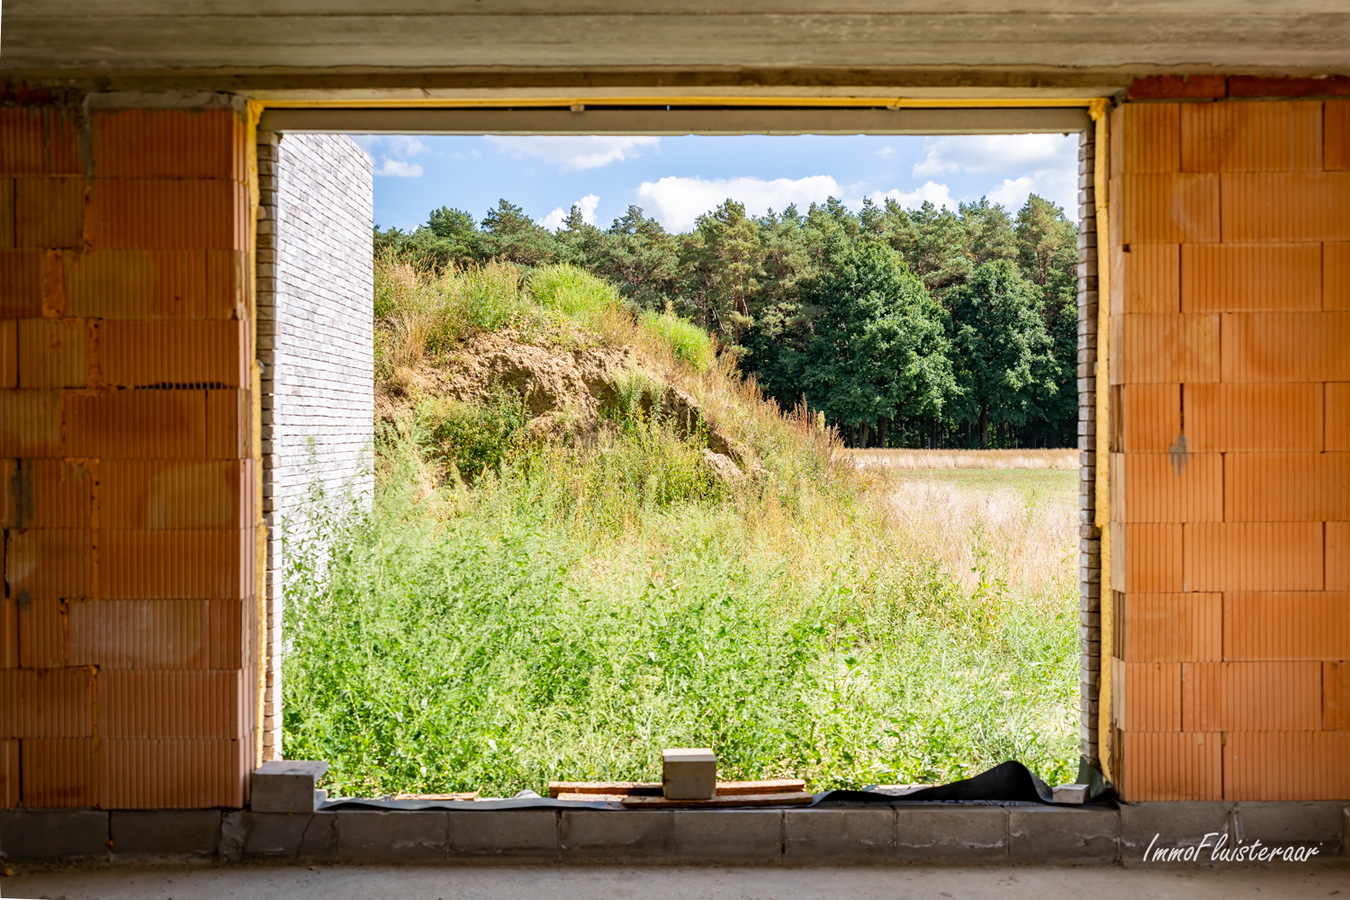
[247,99,267,772]
[1089,98,1112,784]
[260,96,1099,110]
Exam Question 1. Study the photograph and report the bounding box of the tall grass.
[851,448,1078,470]
[285,257,1080,798]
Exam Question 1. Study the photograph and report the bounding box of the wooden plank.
[620,791,813,809]
[393,791,479,801]
[548,782,661,798]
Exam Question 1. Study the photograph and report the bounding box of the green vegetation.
[282,259,1079,798]
[376,192,1079,448]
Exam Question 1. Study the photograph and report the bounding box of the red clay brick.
[1111,522,1184,593]
[14,177,83,249]
[1127,76,1226,101]
[0,389,61,457]
[1183,522,1323,592]
[1225,452,1324,522]
[1110,451,1222,522]
[101,320,248,388]
[1182,661,1321,731]
[207,389,253,459]
[0,739,16,808]
[102,528,254,601]
[1325,661,1350,730]
[10,459,95,530]
[1227,75,1350,98]
[64,389,207,459]
[0,319,15,388]
[1223,731,1350,801]
[1116,731,1222,801]
[64,249,209,320]
[22,737,97,808]
[1121,173,1220,244]
[1327,101,1350,170]
[18,596,66,668]
[1117,592,1222,662]
[1112,314,1219,384]
[1181,243,1321,312]
[1225,592,1350,661]
[0,596,16,669]
[6,528,93,599]
[102,459,252,531]
[93,108,247,181]
[86,179,248,251]
[1221,173,1350,242]
[0,108,49,176]
[17,317,86,388]
[1112,384,1182,453]
[205,250,249,320]
[1328,523,1350,590]
[1121,104,1180,173]
[1113,659,1182,732]
[1,177,14,248]
[1186,383,1323,452]
[1181,101,1322,173]
[1329,383,1350,451]
[1326,243,1350,311]
[1222,312,1350,382]
[100,738,248,809]
[1112,244,1180,315]
[1329,452,1350,521]
[0,667,96,738]
[0,249,45,318]
[67,598,245,670]
[100,670,246,739]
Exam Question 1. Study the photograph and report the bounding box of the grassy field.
[281,260,1081,799]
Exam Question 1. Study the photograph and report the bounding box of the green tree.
[480,200,558,268]
[683,200,764,348]
[949,260,1055,447]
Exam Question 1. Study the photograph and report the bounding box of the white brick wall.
[257,131,374,759]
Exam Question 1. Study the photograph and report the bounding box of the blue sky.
[353,133,1080,235]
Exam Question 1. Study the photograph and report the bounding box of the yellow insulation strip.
[259,96,1100,110]
[247,99,267,771]
[1089,99,1112,783]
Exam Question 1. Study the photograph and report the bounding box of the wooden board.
[393,791,479,801]
[548,779,807,799]
[620,791,813,809]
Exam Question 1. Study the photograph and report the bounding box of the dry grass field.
[849,448,1078,470]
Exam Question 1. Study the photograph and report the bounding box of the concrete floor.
[3,863,1349,900]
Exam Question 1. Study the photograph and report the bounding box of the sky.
[352,133,1080,235]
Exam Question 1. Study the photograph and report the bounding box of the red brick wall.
[1111,94,1350,800]
[0,103,255,809]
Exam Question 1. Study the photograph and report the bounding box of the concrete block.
[896,807,1008,860]
[662,748,715,800]
[1233,802,1346,857]
[251,760,327,813]
[228,811,312,859]
[1119,801,1233,862]
[110,810,220,857]
[298,812,339,859]
[0,809,108,860]
[1053,784,1089,805]
[672,810,782,861]
[336,810,447,861]
[783,809,894,860]
[446,810,557,859]
[1009,807,1118,861]
[559,810,672,860]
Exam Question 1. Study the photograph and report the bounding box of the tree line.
[375,193,1079,448]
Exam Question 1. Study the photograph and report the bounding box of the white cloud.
[486,136,659,171]
[986,167,1079,215]
[876,146,896,158]
[636,175,840,232]
[374,159,424,178]
[866,181,956,212]
[912,134,1075,177]
[355,135,430,178]
[539,194,601,231]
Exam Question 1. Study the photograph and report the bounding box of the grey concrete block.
[1010,807,1118,861]
[0,809,108,860]
[336,811,448,861]
[1119,802,1233,862]
[784,809,894,860]
[251,760,328,813]
[672,810,782,860]
[110,810,220,858]
[1234,802,1346,857]
[447,810,557,859]
[559,810,672,860]
[896,807,1008,860]
[231,811,313,859]
[298,812,339,859]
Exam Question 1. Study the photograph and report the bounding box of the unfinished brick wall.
[256,131,373,760]
[1109,93,1350,800]
[0,98,256,808]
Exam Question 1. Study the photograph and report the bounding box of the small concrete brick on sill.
[251,760,329,813]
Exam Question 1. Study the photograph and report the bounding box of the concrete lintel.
[671,809,783,861]
[83,91,248,114]
[1232,801,1348,857]
[259,106,1091,137]
[447,810,558,859]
